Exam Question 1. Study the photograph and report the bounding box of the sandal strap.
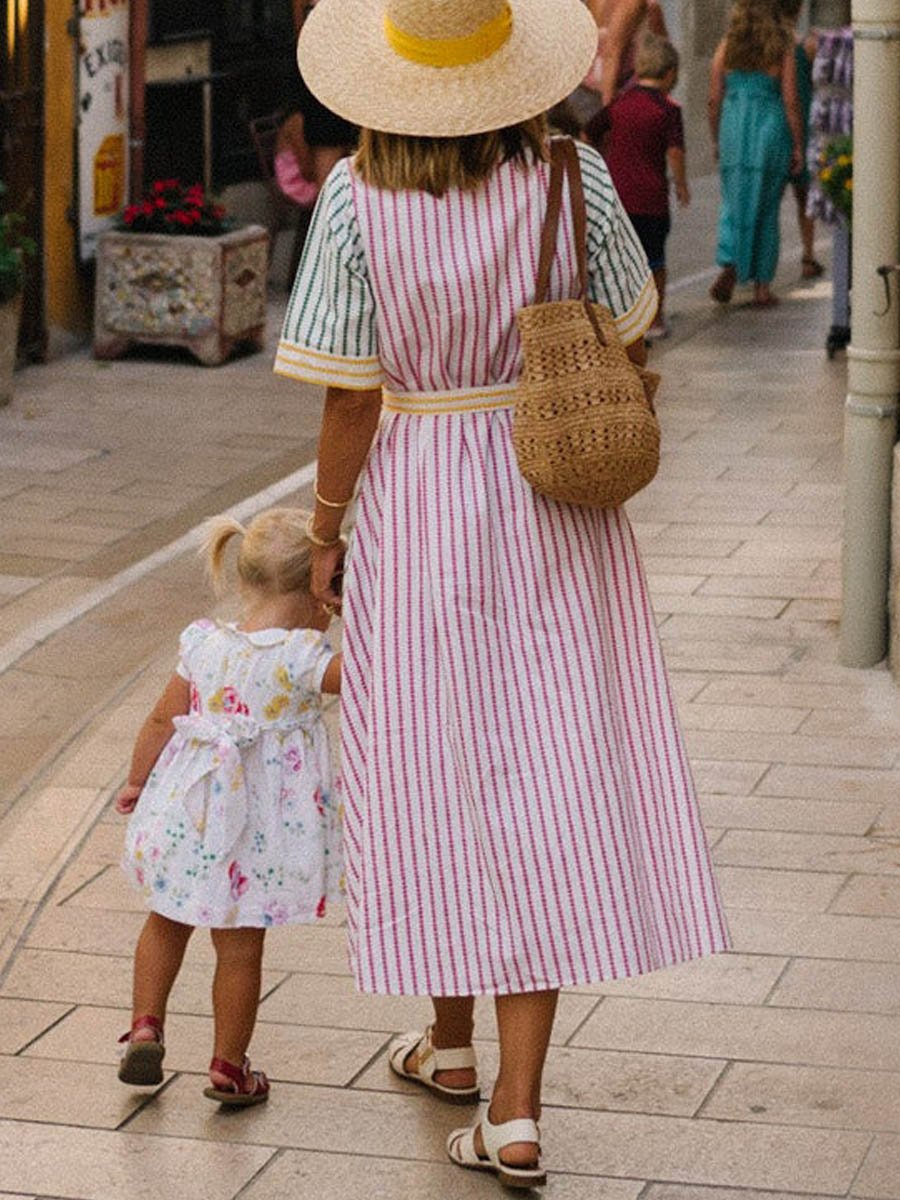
[209,1056,248,1090]
[482,1114,541,1163]
[118,1014,164,1045]
[420,1034,477,1074]
[431,1043,477,1071]
[394,1027,476,1084]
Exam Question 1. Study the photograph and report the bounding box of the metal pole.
[840,0,900,667]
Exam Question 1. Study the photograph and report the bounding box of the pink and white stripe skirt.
[341,403,730,996]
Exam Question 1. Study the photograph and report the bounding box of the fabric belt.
[382,383,517,416]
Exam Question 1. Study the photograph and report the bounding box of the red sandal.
[117,1014,165,1086]
[203,1056,270,1107]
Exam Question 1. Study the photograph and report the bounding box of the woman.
[275,0,730,1187]
[709,0,804,306]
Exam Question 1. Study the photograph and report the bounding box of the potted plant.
[93,179,269,366]
[0,182,36,406]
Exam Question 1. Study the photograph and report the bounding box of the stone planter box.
[0,292,23,406]
[93,224,269,366]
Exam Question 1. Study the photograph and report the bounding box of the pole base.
[827,325,851,359]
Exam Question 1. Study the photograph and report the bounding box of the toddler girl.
[115,507,342,1106]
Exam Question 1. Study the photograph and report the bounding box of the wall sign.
[78,0,130,261]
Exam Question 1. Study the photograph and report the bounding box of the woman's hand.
[310,540,347,611]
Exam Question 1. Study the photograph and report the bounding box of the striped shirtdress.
[275,142,730,996]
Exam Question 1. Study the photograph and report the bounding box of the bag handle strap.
[534,139,567,306]
[535,137,607,346]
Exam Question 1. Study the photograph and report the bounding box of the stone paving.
[1,192,900,1199]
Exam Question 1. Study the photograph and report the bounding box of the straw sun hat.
[297,0,599,137]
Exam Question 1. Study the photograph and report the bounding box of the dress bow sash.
[171,714,261,861]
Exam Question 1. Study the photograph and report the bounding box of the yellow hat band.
[384,4,513,68]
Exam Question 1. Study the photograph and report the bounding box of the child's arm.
[115,674,191,814]
[321,652,342,695]
[668,146,690,207]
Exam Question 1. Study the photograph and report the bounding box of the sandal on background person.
[802,256,824,278]
[117,1014,165,1086]
[203,1056,270,1107]
[389,1026,480,1104]
[709,264,736,303]
[447,1111,545,1190]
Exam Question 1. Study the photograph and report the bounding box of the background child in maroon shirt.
[587,36,689,340]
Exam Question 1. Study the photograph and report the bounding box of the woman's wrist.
[306,513,344,547]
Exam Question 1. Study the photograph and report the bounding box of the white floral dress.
[122,619,342,927]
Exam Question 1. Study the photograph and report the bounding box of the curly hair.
[724,0,792,72]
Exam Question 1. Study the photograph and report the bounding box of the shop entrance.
[1,0,46,359]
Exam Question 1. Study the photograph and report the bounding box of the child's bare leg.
[131,913,193,1037]
[209,927,266,1076]
[794,181,820,272]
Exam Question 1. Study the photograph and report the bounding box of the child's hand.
[676,182,691,208]
[115,784,142,814]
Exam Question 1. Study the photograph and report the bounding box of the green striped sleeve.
[274,159,383,389]
[576,143,658,346]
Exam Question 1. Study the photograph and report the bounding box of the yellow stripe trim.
[614,277,659,345]
[383,385,515,415]
[277,341,380,368]
[384,4,512,68]
[274,363,383,391]
[275,360,382,383]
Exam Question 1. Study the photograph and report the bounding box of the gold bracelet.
[305,514,343,548]
[315,485,354,510]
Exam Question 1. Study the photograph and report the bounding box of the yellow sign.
[94,133,125,216]
[78,0,129,258]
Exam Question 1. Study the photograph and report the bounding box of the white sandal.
[447,1109,545,1190]
[388,1026,479,1105]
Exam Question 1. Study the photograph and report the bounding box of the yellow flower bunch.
[818,135,852,222]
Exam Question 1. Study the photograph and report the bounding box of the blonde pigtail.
[200,515,246,594]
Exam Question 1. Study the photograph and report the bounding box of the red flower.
[121,179,227,235]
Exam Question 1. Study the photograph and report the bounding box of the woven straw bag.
[514,138,661,508]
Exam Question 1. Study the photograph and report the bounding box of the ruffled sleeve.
[577,142,659,346]
[176,618,216,681]
[274,159,383,390]
[286,630,337,696]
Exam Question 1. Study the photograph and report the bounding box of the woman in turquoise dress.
[708,0,804,306]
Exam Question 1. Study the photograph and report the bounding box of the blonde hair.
[724,0,792,71]
[201,507,314,597]
[354,116,549,196]
[635,34,680,81]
